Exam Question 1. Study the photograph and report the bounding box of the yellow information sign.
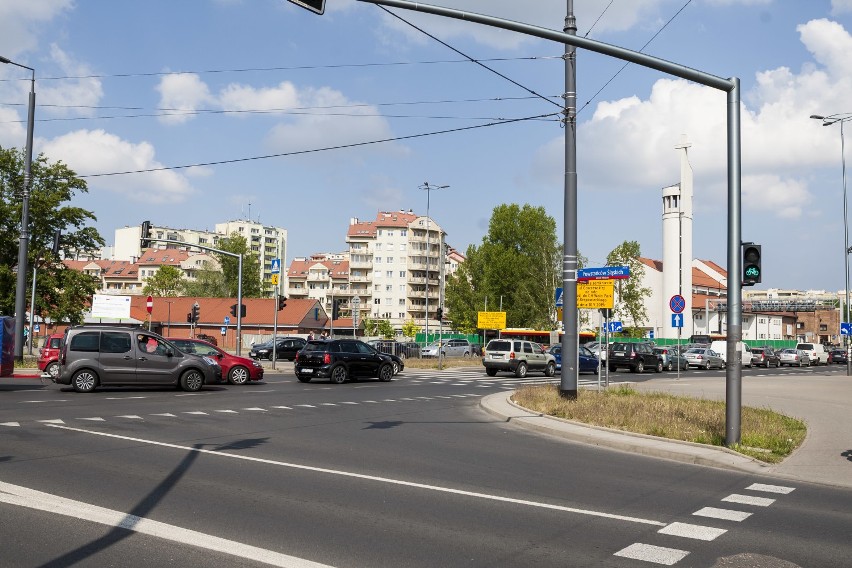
[478,311,507,330]
[577,279,614,309]
[270,273,279,286]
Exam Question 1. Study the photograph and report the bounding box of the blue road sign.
[555,287,563,307]
[271,258,281,274]
[648,330,655,340]
[578,265,630,281]
[671,313,684,328]
[220,326,227,335]
[842,322,852,336]
[669,294,685,314]
[608,321,623,333]
[224,316,231,325]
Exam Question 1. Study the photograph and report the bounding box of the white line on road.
[0,480,335,568]
[151,413,177,417]
[78,417,105,422]
[45,424,665,527]
[692,507,751,522]
[105,396,147,400]
[658,522,727,541]
[746,483,795,494]
[722,494,775,507]
[20,400,69,403]
[614,543,689,565]
[0,422,21,427]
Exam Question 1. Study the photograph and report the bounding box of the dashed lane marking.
[243,407,268,411]
[78,417,105,422]
[614,543,689,565]
[1,422,21,427]
[151,413,177,417]
[183,411,208,416]
[37,419,64,424]
[746,483,795,494]
[116,415,143,420]
[692,507,751,522]
[20,400,69,403]
[214,410,237,414]
[722,494,775,507]
[658,522,727,541]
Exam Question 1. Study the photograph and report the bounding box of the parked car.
[653,347,675,371]
[607,342,663,373]
[483,339,556,378]
[367,339,420,360]
[168,337,264,385]
[831,349,849,364]
[294,339,396,384]
[778,348,810,367]
[38,333,64,379]
[683,348,725,370]
[422,338,472,358]
[55,325,221,393]
[795,342,828,366]
[249,336,307,361]
[668,350,691,371]
[750,347,780,368]
[194,333,218,346]
[710,340,753,368]
[546,344,599,374]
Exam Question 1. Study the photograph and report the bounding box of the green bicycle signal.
[745,266,760,277]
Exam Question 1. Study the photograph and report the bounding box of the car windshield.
[302,340,330,353]
[486,340,512,352]
[685,348,704,354]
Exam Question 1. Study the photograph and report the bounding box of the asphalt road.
[1,363,850,567]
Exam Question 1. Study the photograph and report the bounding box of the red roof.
[347,210,419,238]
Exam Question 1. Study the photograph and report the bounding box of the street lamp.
[0,56,36,362]
[419,182,448,349]
[811,112,852,376]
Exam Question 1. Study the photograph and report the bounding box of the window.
[101,332,131,354]
[387,231,394,237]
[374,298,381,305]
[399,271,406,277]
[399,299,406,305]
[387,257,394,264]
[70,332,100,352]
[386,285,392,291]
[399,312,406,318]
[386,271,393,278]
[375,257,382,264]
[400,229,407,236]
[385,298,393,305]
[399,243,407,251]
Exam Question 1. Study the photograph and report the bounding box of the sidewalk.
[480,371,852,489]
[3,367,43,379]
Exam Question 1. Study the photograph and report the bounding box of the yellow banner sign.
[478,311,507,330]
[270,273,279,285]
[577,279,614,309]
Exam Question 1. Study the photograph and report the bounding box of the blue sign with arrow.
[671,313,684,328]
[608,321,623,333]
[842,322,852,336]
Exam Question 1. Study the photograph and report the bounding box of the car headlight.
[203,356,219,366]
[252,361,263,368]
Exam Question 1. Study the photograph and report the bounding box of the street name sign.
[577,265,630,281]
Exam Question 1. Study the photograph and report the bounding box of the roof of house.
[288,258,350,278]
[347,210,419,238]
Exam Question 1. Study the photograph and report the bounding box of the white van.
[795,342,828,365]
[710,340,753,368]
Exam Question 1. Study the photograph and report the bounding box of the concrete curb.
[479,391,770,474]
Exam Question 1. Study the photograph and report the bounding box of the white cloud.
[0,106,27,149]
[218,81,300,113]
[743,174,812,219]
[155,73,214,124]
[40,130,197,204]
[832,0,852,15]
[36,44,104,116]
[0,0,72,58]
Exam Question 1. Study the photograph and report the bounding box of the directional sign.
[842,322,852,336]
[224,316,231,325]
[270,258,281,274]
[669,294,685,314]
[648,330,655,340]
[671,313,684,328]
[577,265,630,281]
[577,279,614,309]
[608,321,623,333]
[555,287,563,307]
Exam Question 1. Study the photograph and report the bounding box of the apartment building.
[287,253,351,315]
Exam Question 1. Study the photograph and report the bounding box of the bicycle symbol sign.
[669,294,685,314]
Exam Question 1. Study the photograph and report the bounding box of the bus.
[495,328,596,347]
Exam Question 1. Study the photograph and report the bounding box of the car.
[367,339,421,360]
[653,347,675,371]
[55,325,222,393]
[710,340,753,368]
[778,348,810,367]
[750,347,780,368]
[363,342,405,374]
[422,338,472,358]
[608,342,663,373]
[831,349,848,364]
[194,333,218,346]
[294,339,396,384]
[795,342,828,366]
[483,339,556,378]
[682,348,725,369]
[585,341,608,361]
[37,333,64,379]
[168,337,264,385]
[546,344,599,374]
[249,336,307,361]
[668,350,691,371]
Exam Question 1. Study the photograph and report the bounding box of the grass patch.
[511,384,806,464]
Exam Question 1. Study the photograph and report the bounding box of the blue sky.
[1,0,851,292]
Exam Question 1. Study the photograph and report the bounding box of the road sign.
[286,0,325,15]
[33,324,40,333]
[555,287,563,307]
[669,294,685,314]
[270,273,279,286]
[146,295,153,314]
[477,311,507,330]
[224,316,230,325]
[842,323,852,336]
[671,313,684,328]
[220,326,226,336]
[577,265,630,281]
[271,258,281,274]
[577,279,615,309]
[648,330,655,340]
[608,321,623,333]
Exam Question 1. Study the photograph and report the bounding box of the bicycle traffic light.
[191,302,200,323]
[277,296,288,311]
[332,299,340,321]
[140,220,151,248]
[742,243,762,286]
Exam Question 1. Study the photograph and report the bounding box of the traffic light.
[140,220,151,248]
[52,229,61,255]
[332,299,340,321]
[277,296,288,311]
[230,303,246,317]
[436,306,444,321]
[742,243,762,286]
[186,312,192,323]
[191,302,200,323]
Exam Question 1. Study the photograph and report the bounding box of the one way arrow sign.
[671,313,683,328]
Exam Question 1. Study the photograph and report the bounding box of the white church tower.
[661,136,694,339]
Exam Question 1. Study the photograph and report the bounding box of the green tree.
[445,204,561,330]
[142,265,185,296]
[0,147,104,323]
[606,240,652,330]
[182,233,262,298]
[377,319,395,339]
[362,316,378,336]
[401,320,420,339]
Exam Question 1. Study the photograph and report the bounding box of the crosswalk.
[401,367,628,389]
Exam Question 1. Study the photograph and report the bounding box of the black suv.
[294,339,396,384]
[249,337,307,361]
[607,342,663,373]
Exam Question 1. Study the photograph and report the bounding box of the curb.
[479,391,769,474]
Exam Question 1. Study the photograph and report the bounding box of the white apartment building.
[113,219,287,297]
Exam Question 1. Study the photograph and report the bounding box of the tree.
[401,320,420,339]
[445,204,561,331]
[142,265,185,296]
[362,316,378,336]
[0,147,104,324]
[606,240,652,331]
[377,319,395,339]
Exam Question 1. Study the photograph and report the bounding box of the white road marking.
[693,507,751,522]
[0,480,335,568]
[1,422,21,427]
[105,396,146,400]
[46,424,665,527]
[362,401,379,404]
[116,415,143,420]
[37,419,64,424]
[151,413,177,417]
[382,399,396,402]
[78,417,105,422]
[339,402,358,405]
[243,407,268,411]
[746,483,795,494]
[320,403,337,407]
[614,543,689,565]
[722,494,775,507]
[658,522,727,541]
[214,410,238,414]
[271,406,292,410]
[184,411,208,416]
[20,400,68,403]
[175,393,213,397]
[295,404,316,408]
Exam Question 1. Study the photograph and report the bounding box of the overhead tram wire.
[78,111,559,179]
[584,0,615,38]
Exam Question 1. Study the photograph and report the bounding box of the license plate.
[614,352,624,357]
[302,368,313,374]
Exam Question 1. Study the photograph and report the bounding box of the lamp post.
[1,56,36,362]
[811,112,852,376]
[419,182,448,349]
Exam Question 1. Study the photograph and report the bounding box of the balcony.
[349,274,372,282]
[350,260,373,269]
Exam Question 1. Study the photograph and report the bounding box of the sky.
[1,0,852,292]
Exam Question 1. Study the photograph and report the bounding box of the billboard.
[90,294,132,319]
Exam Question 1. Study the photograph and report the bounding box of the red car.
[38,333,64,379]
[168,337,264,385]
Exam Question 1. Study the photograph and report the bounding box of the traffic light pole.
[272,288,279,369]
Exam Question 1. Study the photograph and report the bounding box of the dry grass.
[404,357,484,370]
[511,384,806,464]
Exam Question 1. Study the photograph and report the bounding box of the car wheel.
[463,352,470,358]
[378,364,394,382]
[72,370,97,393]
[634,361,645,374]
[515,361,528,378]
[665,361,672,372]
[399,352,406,360]
[544,362,555,377]
[297,375,312,383]
[486,368,497,377]
[392,361,401,375]
[330,365,348,384]
[228,366,250,385]
[655,361,663,373]
[180,369,204,392]
[704,362,710,370]
[46,361,60,379]
[608,365,617,373]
